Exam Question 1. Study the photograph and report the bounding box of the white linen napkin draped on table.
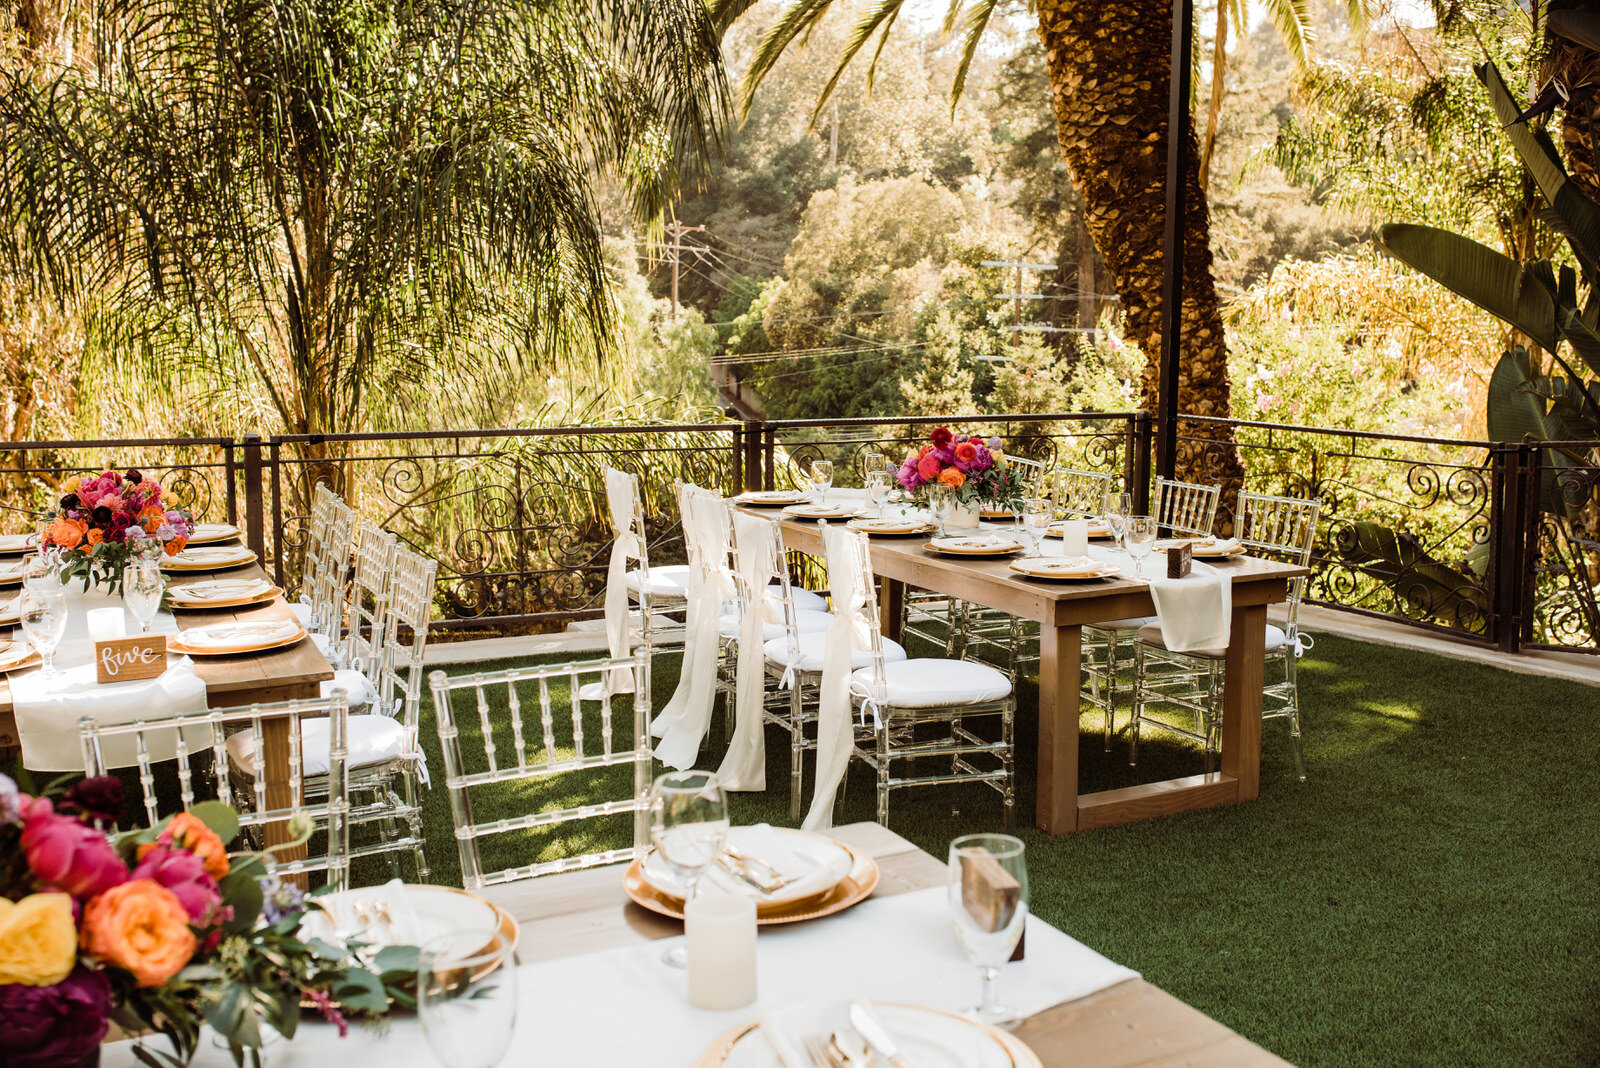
[714,511,780,791]
[804,523,873,832]
[652,486,736,769]
[600,466,642,698]
[102,885,1139,1068]
[9,584,207,771]
[1146,559,1233,653]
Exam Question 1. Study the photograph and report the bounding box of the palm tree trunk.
[1198,1,1229,194]
[1034,0,1245,526]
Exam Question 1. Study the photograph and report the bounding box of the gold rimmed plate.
[1156,537,1247,558]
[925,535,1025,557]
[1008,557,1122,582]
[0,560,28,586]
[161,546,259,572]
[782,503,866,520]
[168,619,307,656]
[979,508,1018,521]
[0,596,18,627]
[736,490,812,507]
[0,640,42,674]
[847,517,935,537]
[186,522,242,546]
[623,839,879,926]
[1045,519,1114,539]
[696,1002,1040,1067]
[0,533,36,556]
[166,579,283,610]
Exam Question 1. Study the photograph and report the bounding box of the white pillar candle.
[685,891,757,1011]
[86,606,126,644]
[1060,519,1089,560]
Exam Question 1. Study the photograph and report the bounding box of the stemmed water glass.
[19,584,67,677]
[808,460,834,505]
[948,833,1029,1030]
[1102,490,1132,551]
[865,471,892,518]
[1019,497,1052,557]
[123,549,165,634]
[1125,515,1157,578]
[860,451,886,486]
[925,482,955,537]
[650,770,729,968]
[418,930,519,1068]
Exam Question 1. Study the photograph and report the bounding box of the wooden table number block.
[958,846,1026,961]
[1166,540,1193,580]
[95,635,167,684]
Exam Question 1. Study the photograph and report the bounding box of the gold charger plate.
[846,518,934,537]
[924,537,1025,557]
[693,1003,1042,1068]
[623,840,880,926]
[0,533,36,556]
[1008,559,1121,582]
[166,582,284,610]
[187,522,242,546]
[980,508,1018,520]
[0,596,18,627]
[162,547,259,572]
[0,641,42,674]
[736,491,811,507]
[1155,538,1246,558]
[168,621,307,656]
[783,504,866,520]
[1045,521,1114,539]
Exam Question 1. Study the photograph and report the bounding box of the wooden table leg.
[879,578,905,643]
[1219,603,1267,801]
[1036,623,1082,833]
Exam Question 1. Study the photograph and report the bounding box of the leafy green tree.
[901,309,977,417]
[0,0,727,442]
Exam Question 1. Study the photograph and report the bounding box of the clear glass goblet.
[1019,497,1052,557]
[1102,490,1132,551]
[808,460,834,505]
[948,833,1029,1030]
[19,585,67,678]
[1125,515,1158,578]
[650,770,729,968]
[925,483,955,537]
[123,555,165,634]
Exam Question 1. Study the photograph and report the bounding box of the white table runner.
[103,885,1138,1067]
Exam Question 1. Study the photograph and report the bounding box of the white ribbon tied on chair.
[602,467,640,697]
[653,488,735,768]
[715,512,779,791]
[802,524,872,831]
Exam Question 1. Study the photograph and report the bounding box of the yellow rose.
[0,893,78,986]
[60,476,82,494]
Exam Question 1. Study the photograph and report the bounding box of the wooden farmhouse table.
[0,551,334,863]
[480,821,1287,1065]
[770,513,1309,834]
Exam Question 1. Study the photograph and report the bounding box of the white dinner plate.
[0,559,27,585]
[301,884,511,955]
[186,522,242,545]
[926,534,1024,556]
[0,595,18,626]
[782,503,865,520]
[708,1003,1034,1067]
[1045,519,1114,538]
[1009,557,1121,581]
[161,546,258,571]
[846,517,934,536]
[0,533,35,555]
[0,640,40,672]
[640,826,853,907]
[168,619,305,655]
[1156,537,1246,558]
[165,578,278,607]
[736,490,811,507]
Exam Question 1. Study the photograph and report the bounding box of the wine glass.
[1125,515,1158,578]
[123,555,165,634]
[19,585,67,677]
[808,459,834,505]
[1019,497,1052,557]
[948,833,1029,1030]
[860,451,886,486]
[650,770,729,968]
[1102,490,1132,551]
[924,482,955,537]
[418,930,518,1068]
[865,471,892,518]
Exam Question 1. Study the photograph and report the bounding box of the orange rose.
[937,468,966,488]
[138,505,165,528]
[137,812,229,879]
[85,529,104,546]
[47,517,86,550]
[81,879,195,988]
[163,535,188,557]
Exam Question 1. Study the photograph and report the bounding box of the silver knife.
[849,1002,912,1068]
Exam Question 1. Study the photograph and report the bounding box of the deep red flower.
[930,427,953,449]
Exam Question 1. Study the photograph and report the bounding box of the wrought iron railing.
[1,414,1594,653]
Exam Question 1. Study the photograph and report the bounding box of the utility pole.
[663,221,705,322]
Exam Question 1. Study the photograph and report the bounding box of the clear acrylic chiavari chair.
[81,691,352,886]
[429,651,652,889]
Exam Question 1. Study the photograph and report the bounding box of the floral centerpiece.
[895,427,1027,519]
[0,773,416,1068]
[41,469,196,594]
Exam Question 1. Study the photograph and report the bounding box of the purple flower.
[126,525,146,541]
[0,773,18,823]
[157,524,176,541]
[987,436,1002,450]
[58,776,124,825]
[0,966,114,1067]
[258,875,305,924]
[969,444,994,472]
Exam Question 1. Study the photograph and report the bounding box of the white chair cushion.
[785,586,829,612]
[226,714,410,777]
[762,632,907,673]
[310,632,335,658]
[1136,622,1288,659]
[322,669,375,711]
[1090,615,1157,632]
[290,601,314,627]
[624,564,692,599]
[719,608,833,641]
[849,658,1012,709]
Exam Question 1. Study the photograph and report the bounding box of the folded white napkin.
[1146,560,1232,653]
[178,619,300,647]
[169,578,274,603]
[166,546,254,567]
[12,658,209,771]
[645,824,852,902]
[1193,537,1243,554]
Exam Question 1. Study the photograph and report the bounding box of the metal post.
[1157,0,1196,483]
[1131,412,1154,513]
[242,434,266,564]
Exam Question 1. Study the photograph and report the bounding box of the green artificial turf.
[10,633,1598,1065]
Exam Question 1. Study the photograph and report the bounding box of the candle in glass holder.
[1060,519,1089,560]
[685,892,756,1011]
[86,607,126,644]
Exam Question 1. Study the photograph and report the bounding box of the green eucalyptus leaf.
[332,968,390,1014]
[218,869,264,934]
[372,943,422,975]
[308,937,352,960]
[187,800,241,846]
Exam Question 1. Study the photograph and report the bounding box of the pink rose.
[21,798,128,900]
[969,444,993,472]
[130,845,223,924]
[916,453,942,480]
[898,461,921,491]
